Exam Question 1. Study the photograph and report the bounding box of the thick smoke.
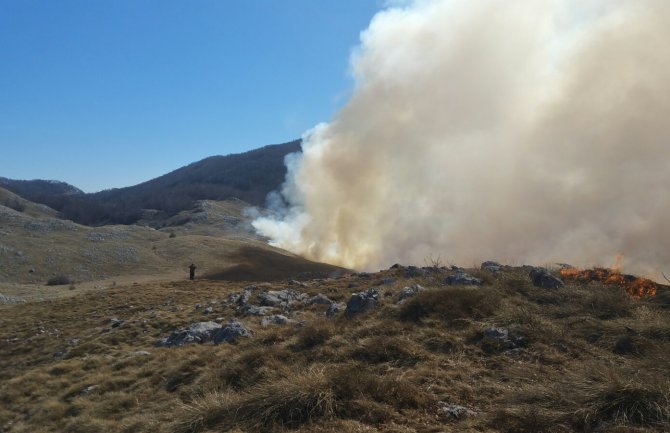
[253,0,670,276]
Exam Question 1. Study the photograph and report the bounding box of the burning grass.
[559,266,659,298]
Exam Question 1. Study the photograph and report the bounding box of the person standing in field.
[189,263,196,280]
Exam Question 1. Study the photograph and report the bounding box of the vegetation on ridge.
[1,265,669,432]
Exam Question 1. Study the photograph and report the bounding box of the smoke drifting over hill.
[253,0,670,275]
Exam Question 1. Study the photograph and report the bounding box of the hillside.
[0,140,300,226]
[0,264,668,433]
[0,194,343,302]
[0,177,83,199]
[0,187,59,219]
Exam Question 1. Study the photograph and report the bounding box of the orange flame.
[559,259,657,298]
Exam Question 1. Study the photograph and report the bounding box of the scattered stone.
[68,338,80,346]
[195,303,203,309]
[259,290,307,307]
[110,318,124,328]
[238,288,254,307]
[481,261,503,273]
[380,277,397,285]
[397,284,425,303]
[203,306,214,314]
[554,341,568,353]
[306,294,333,305]
[288,279,308,287]
[0,293,25,305]
[481,327,528,354]
[347,283,358,289]
[437,401,477,420]
[131,351,151,357]
[80,385,99,396]
[155,321,222,347]
[484,327,508,340]
[345,288,379,317]
[211,320,253,343]
[444,272,483,286]
[53,349,69,359]
[242,305,275,316]
[390,263,404,269]
[405,266,428,278]
[261,315,293,326]
[326,302,345,318]
[357,272,372,279]
[529,268,564,289]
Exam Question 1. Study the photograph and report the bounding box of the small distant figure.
[189,263,197,280]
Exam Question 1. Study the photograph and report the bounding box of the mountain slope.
[1,140,300,226]
[0,177,83,199]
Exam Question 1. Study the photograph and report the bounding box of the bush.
[46,275,72,286]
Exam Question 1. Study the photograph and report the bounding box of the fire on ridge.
[559,256,659,298]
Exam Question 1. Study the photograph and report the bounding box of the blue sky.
[0,0,382,192]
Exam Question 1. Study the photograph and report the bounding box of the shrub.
[46,275,72,286]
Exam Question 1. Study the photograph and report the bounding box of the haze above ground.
[0,0,382,192]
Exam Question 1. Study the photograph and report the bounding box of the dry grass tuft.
[576,379,670,427]
[398,286,498,324]
[176,367,336,433]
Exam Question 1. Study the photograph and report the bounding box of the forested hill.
[1,140,300,226]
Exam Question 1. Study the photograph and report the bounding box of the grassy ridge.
[1,266,669,433]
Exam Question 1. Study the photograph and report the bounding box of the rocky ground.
[1,263,669,433]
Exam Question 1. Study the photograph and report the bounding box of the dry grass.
[1,265,669,433]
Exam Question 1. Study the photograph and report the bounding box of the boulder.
[397,284,425,303]
[238,288,254,307]
[481,261,503,273]
[0,293,25,304]
[345,288,379,317]
[529,268,564,289]
[326,302,345,318]
[437,401,477,420]
[211,320,253,343]
[155,321,222,347]
[306,294,333,306]
[481,326,528,354]
[259,290,307,307]
[405,266,428,278]
[261,315,293,326]
[288,279,308,287]
[444,272,483,286]
[242,305,275,316]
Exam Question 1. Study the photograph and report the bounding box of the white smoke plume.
[253,0,670,276]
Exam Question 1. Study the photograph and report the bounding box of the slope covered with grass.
[1,265,669,433]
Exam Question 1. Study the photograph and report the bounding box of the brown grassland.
[1,265,669,433]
